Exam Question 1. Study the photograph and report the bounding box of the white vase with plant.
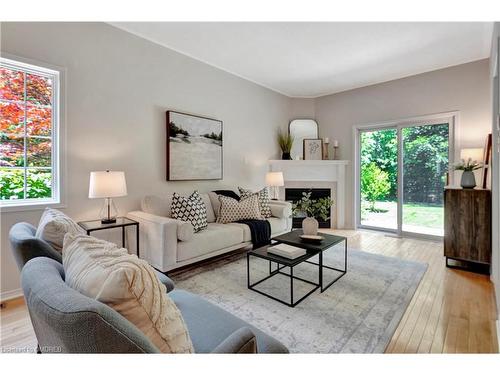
[454,158,482,189]
[292,191,334,235]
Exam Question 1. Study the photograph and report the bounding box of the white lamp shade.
[89,171,127,198]
[460,148,483,162]
[265,171,284,187]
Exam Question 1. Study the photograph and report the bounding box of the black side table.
[78,217,140,257]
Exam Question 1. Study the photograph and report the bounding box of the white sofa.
[127,193,292,272]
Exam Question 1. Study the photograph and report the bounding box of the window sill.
[0,200,66,213]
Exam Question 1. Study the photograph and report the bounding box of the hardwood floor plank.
[0,229,497,354]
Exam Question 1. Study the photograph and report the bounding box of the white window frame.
[0,55,66,212]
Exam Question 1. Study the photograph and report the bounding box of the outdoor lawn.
[361,200,444,235]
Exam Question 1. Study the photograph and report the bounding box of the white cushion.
[62,233,193,353]
[177,220,194,242]
[177,223,244,262]
[200,193,215,223]
[216,194,262,224]
[35,208,85,252]
[208,192,221,217]
[141,195,171,217]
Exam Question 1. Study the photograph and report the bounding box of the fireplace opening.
[285,188,331,229]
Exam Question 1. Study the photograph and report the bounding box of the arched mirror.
[289,119,319,159]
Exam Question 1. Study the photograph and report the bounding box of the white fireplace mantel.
[269,160,349,229]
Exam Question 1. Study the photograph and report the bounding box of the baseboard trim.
[0,288,23,302]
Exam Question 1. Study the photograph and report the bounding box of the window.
[0,58,60,207]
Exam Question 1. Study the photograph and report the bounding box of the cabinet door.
[471,191,492,264]
[444,190,474,259]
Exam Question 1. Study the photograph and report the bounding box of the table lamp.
[266,171,284,200]
[460,148,483,163]
[89,170,127,224]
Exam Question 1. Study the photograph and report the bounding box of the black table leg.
[290,266,294,306]
[136,223,140,258]
[121,226,125,248]
[247,253,250,288]
[319,251,323,291]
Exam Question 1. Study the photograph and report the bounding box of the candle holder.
[322,141,329,160]
[333,145,339,160]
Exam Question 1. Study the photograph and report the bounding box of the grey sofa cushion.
[170,289,289,354]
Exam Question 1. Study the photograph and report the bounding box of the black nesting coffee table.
[247,230,347,307]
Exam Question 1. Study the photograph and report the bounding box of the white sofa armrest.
[126,211,183,272]
[269,200,292,218]
[269,201,293,232]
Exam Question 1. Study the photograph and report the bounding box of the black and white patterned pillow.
[171,191,208,232]
[216,194,263,224]
[238,187,272,218]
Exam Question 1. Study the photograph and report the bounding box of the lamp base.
[99,198,118,225]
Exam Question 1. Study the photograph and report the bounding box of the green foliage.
[361,162,391,211]
[277,129,294,153]
[360,124,449,204]
[169,122,189,137]
[292,191,334,221]
[0,169,51,200]
[454,158,482,171]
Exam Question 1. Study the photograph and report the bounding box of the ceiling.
[111,22,493,98]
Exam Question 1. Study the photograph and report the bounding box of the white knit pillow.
[62,233,193,353]
[238,187,272,218]
[216,194,263,224]
[36,208,86,252]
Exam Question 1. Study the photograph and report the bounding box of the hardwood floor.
[1,230,498,353]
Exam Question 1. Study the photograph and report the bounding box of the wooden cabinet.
[444,187,491,271]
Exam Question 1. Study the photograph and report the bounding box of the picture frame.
[166,110,223,181]
[481,133,492,189]
[303,138,324,160]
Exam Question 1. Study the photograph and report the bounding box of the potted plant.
[454,158,482,189]
[292,191,334,235]
[277,129,294,160]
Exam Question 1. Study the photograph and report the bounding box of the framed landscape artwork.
[303,139,324,160]
[166,111,223,181]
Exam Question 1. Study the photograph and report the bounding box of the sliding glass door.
[359,128,398,231]
[357,115,453,238]
[402,124,449,236]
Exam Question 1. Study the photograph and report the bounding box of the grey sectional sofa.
[10,222,289,354]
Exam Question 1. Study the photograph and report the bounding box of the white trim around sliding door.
[353,111,459,239]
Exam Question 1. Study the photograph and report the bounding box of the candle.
[333,140,339,147]
[324,137,329,144]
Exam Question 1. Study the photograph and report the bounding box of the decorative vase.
[460,170,476,189]
[302,217,319,235]
[282,152,291,160]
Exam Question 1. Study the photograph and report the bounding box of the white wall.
[314,59,492,228]
[489,22,500,320]
[0,22,293,299]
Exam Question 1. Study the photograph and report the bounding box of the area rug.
[171,246,427,353]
